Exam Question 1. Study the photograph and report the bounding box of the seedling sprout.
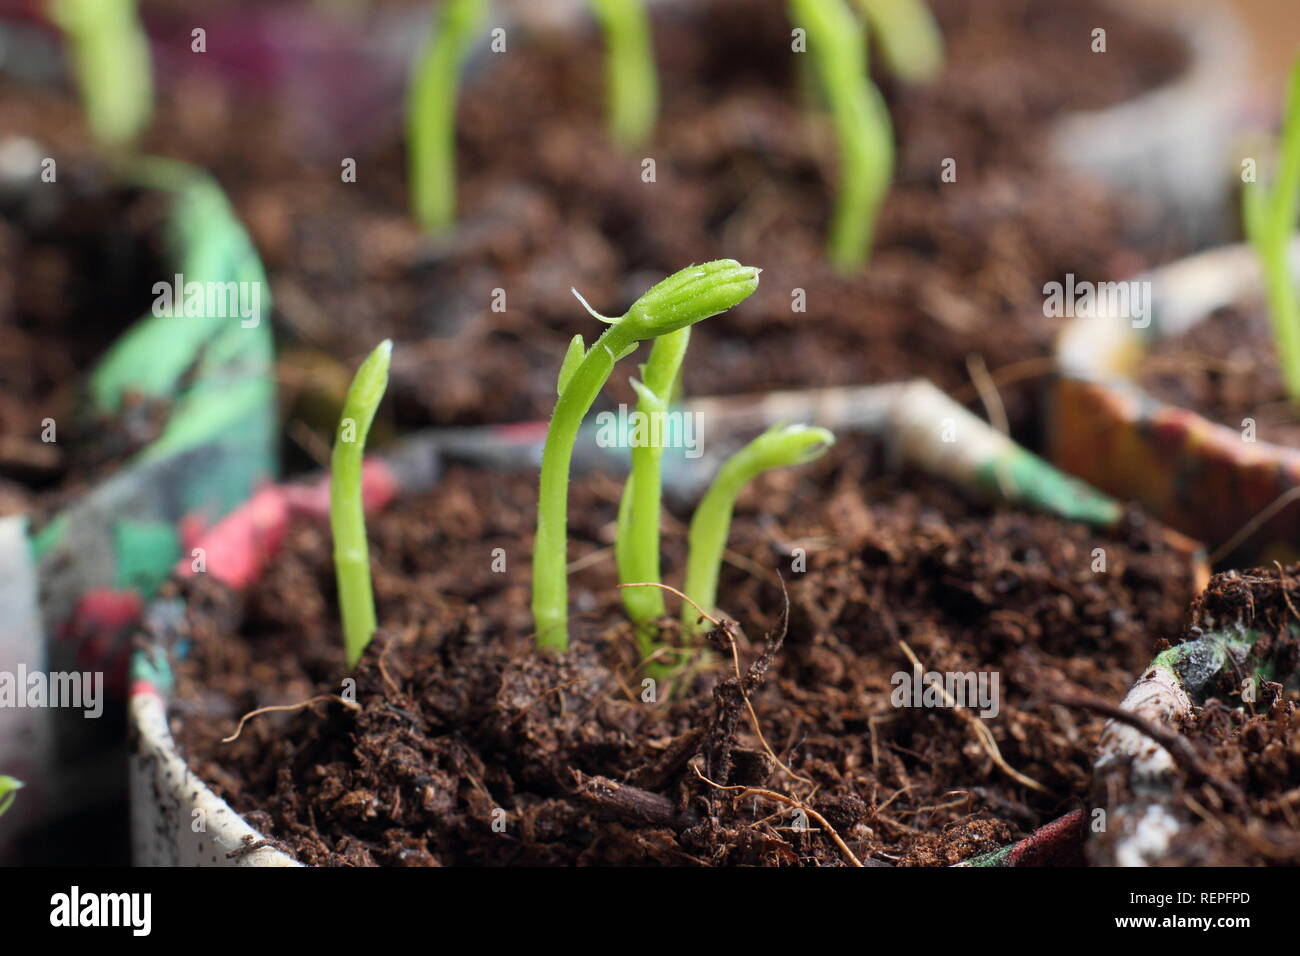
[854,0,944,85]
[615,326,690,654]
[0,776,21,818]
[683,423,834,633]
[331,339,392,668]
[48,0,153,150]
[1243,54,1300,401]
[408,0,488,233]
[533,260,761,652]
[587,0,659,149]
[791,0,895,271]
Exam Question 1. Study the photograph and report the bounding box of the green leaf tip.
[622,260,762,340]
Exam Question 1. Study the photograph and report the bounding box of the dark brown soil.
[1138,300,1300,449]
[237,0,1184,452]
[0,0,1188,461]
[170,436,1201,865]
[1150,567,1300,866]
[0,168,171,516]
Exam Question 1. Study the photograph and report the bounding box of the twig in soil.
[898,641,1049,794]
[619,581,728,632]
[721,580,812,787]
[1054,693,1246,807]
[222,694,361,744]
[572,770,700,829]
[965,354,1010,437]
[1207,484,1300,564]
[965,354,1014,498]
[948,355,1055,405]
[691,765,863,867]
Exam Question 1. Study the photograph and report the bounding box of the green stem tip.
[683,423,834,633]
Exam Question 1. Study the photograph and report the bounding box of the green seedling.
[0,776,21,818]
[854,0,944,85]
[587,0,659,149]
[791,0,895,271]
[408,0,487,233]
[533,260,761,652]
[683,423,834,634]
[614,326,690,655]
[1243,54,1300,401]
[48,0,154,150]
[331,340,392,668]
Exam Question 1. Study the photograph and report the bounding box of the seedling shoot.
[48,0,154,150]
[683,423,834,633]
[331,340,392,668]
[615,326,691,654]
[791,0,895,271]
[587,0,659,149]
[1243,54,1300,401]
[532,260,761,652]
[409,0,488,233]
[0,776,21,819]
[854,0,944,85]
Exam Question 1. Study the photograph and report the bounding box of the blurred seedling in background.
[48,0,153,152]
[409,0,488,233]
[790,0,895,272]
[587,0,659,149]
[330,340,391,668]
[854,0,944,86]
[1243,53,1300,401]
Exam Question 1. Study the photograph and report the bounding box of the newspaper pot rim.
[1049,241,1300,561]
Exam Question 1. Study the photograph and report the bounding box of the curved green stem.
[533,261,761,652]
[791,0,894,272]
[331,340,392,667]
[683,424,834,633]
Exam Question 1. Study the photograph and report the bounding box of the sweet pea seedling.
[533,261,761,651]
[854,0,944,85]
[614,326,690,655]
[587,0,659,149]
[0,776,21,819]
[683,423,834,633]
[791,0,894,271]
[331,340,392,667]
[1243,54,1300,401]
[48,0,153,150]
[408,0,487,233]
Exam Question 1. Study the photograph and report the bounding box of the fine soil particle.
[0,169,171,516]
[1137,300,1300,449]
[1154,568,1300,866]
[170,436,1200,866]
